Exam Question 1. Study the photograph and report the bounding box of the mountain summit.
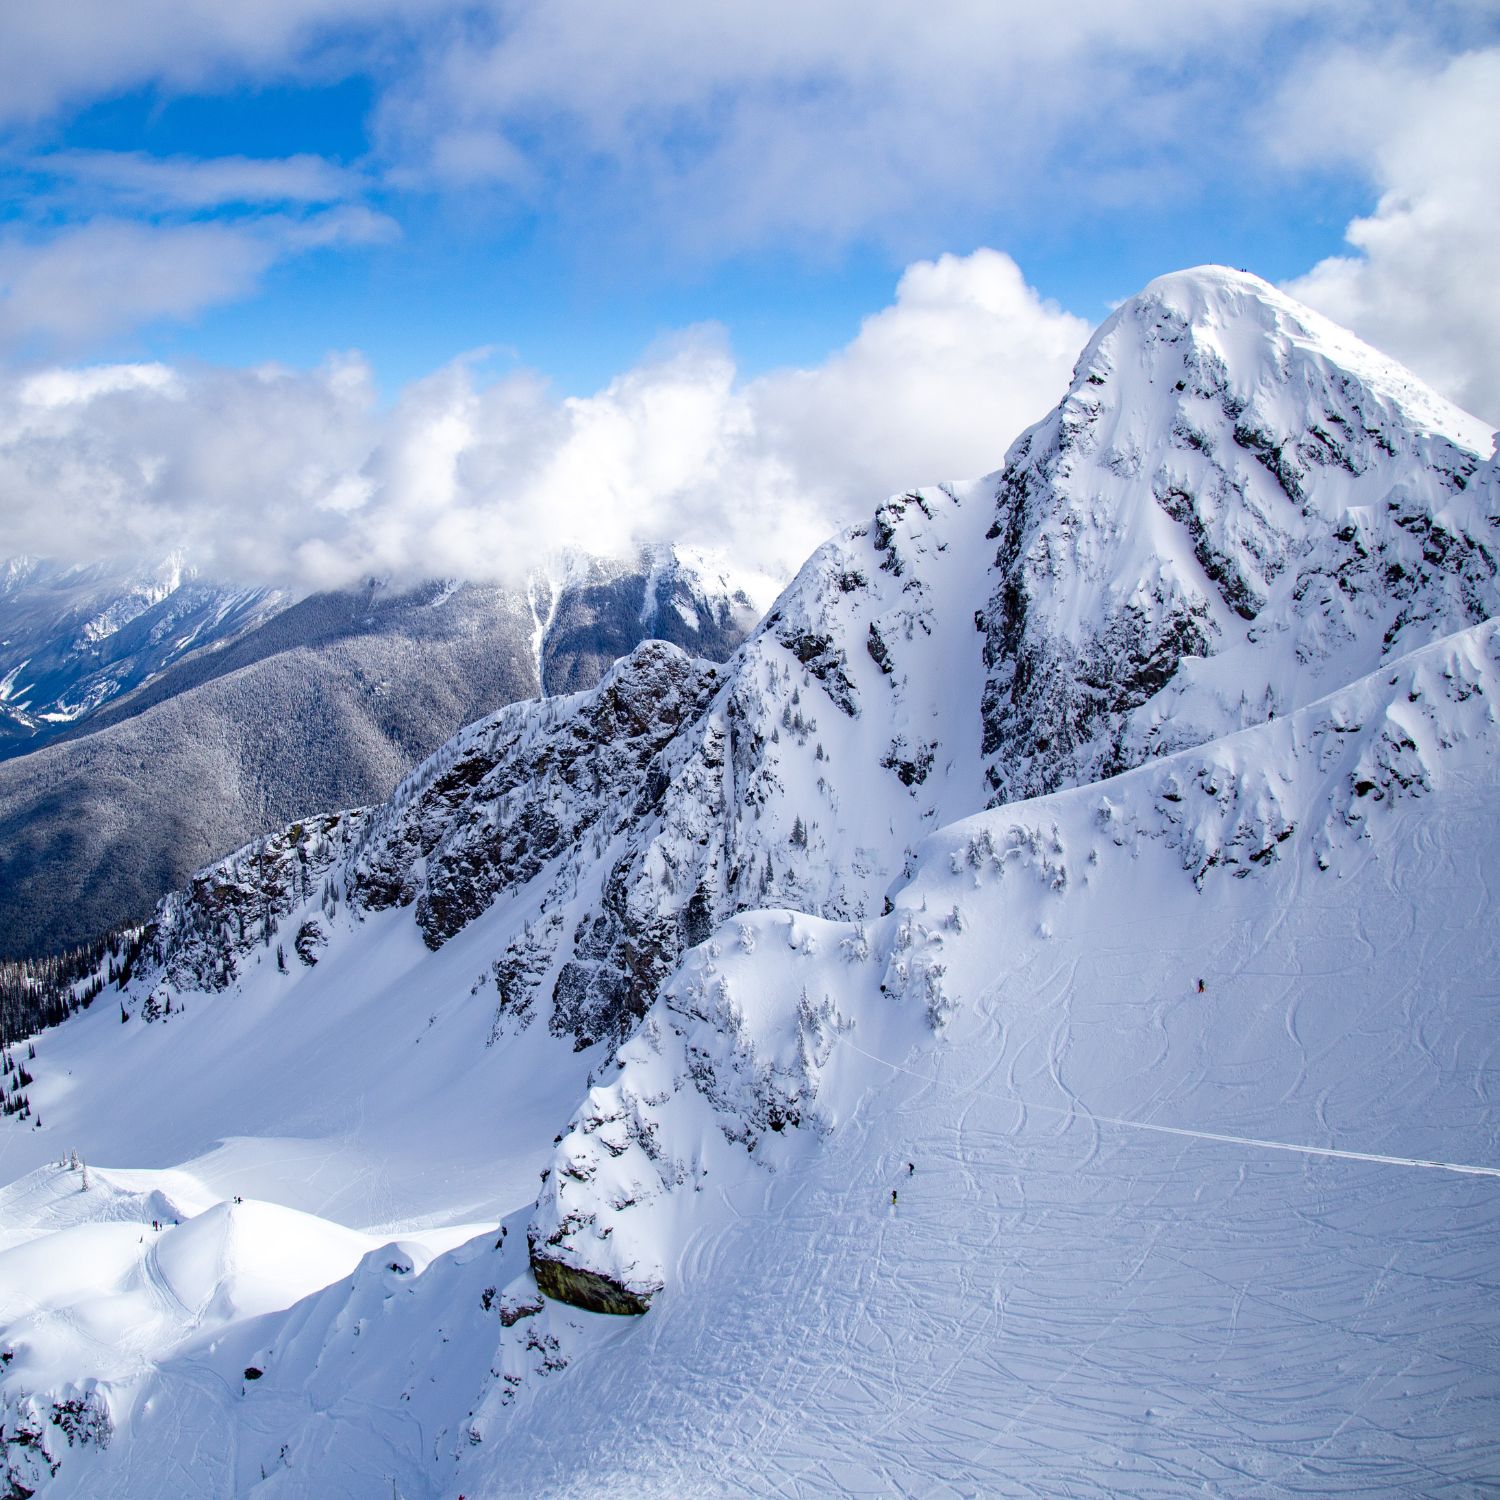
[978,265,1496,801]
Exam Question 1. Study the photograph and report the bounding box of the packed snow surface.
[0,268,1496,1497]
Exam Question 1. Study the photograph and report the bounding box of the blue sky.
[0,37,1385,393]
[0,2,1496,587]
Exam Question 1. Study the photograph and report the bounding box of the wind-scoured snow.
[0,267,1497,1497]
[976,267,1499,805]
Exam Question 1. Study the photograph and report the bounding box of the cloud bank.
[0,0,429,126]
[1,2,1479,346]
[0,249,1087,591]
[0,4,1494,596]
[376,0,1344,252]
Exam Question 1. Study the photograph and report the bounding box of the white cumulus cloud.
[0,249,1086,590]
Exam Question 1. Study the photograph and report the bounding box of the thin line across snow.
[839,1036,1500,1181]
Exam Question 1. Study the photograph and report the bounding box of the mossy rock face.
[531,1254,655,1316]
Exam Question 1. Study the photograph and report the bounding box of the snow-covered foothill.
[525,612,1500,1309]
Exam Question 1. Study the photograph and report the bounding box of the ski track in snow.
[838,1036,1500,1181]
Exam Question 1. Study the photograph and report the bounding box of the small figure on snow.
[1196,977,1205,994]
[890,1189,898,1207]
[907,1162,915,1175]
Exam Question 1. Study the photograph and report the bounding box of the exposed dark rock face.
[549,960,633,1050]
[345,643,724,973]
[528,1253,657,1316]
[293,918,326,966]
[881,737,936,787]
[420,646,721,950]
[129,811,370,995]
[1,1387,112,1498]
[773,626,860,717]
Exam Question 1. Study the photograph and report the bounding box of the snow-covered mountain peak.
[1105,265,1493,457]
[978,267,1500,802]
[87,270,1500,1055]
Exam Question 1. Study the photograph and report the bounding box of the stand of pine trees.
[0,928,142,1047]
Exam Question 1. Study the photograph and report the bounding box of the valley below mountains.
[1,267,1497,1498]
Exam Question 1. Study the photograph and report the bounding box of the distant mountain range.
[0,554,284,758]
[0,547,759,957]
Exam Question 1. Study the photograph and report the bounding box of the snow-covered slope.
[500,615,1500,1497]
[1,268,1497,1497]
